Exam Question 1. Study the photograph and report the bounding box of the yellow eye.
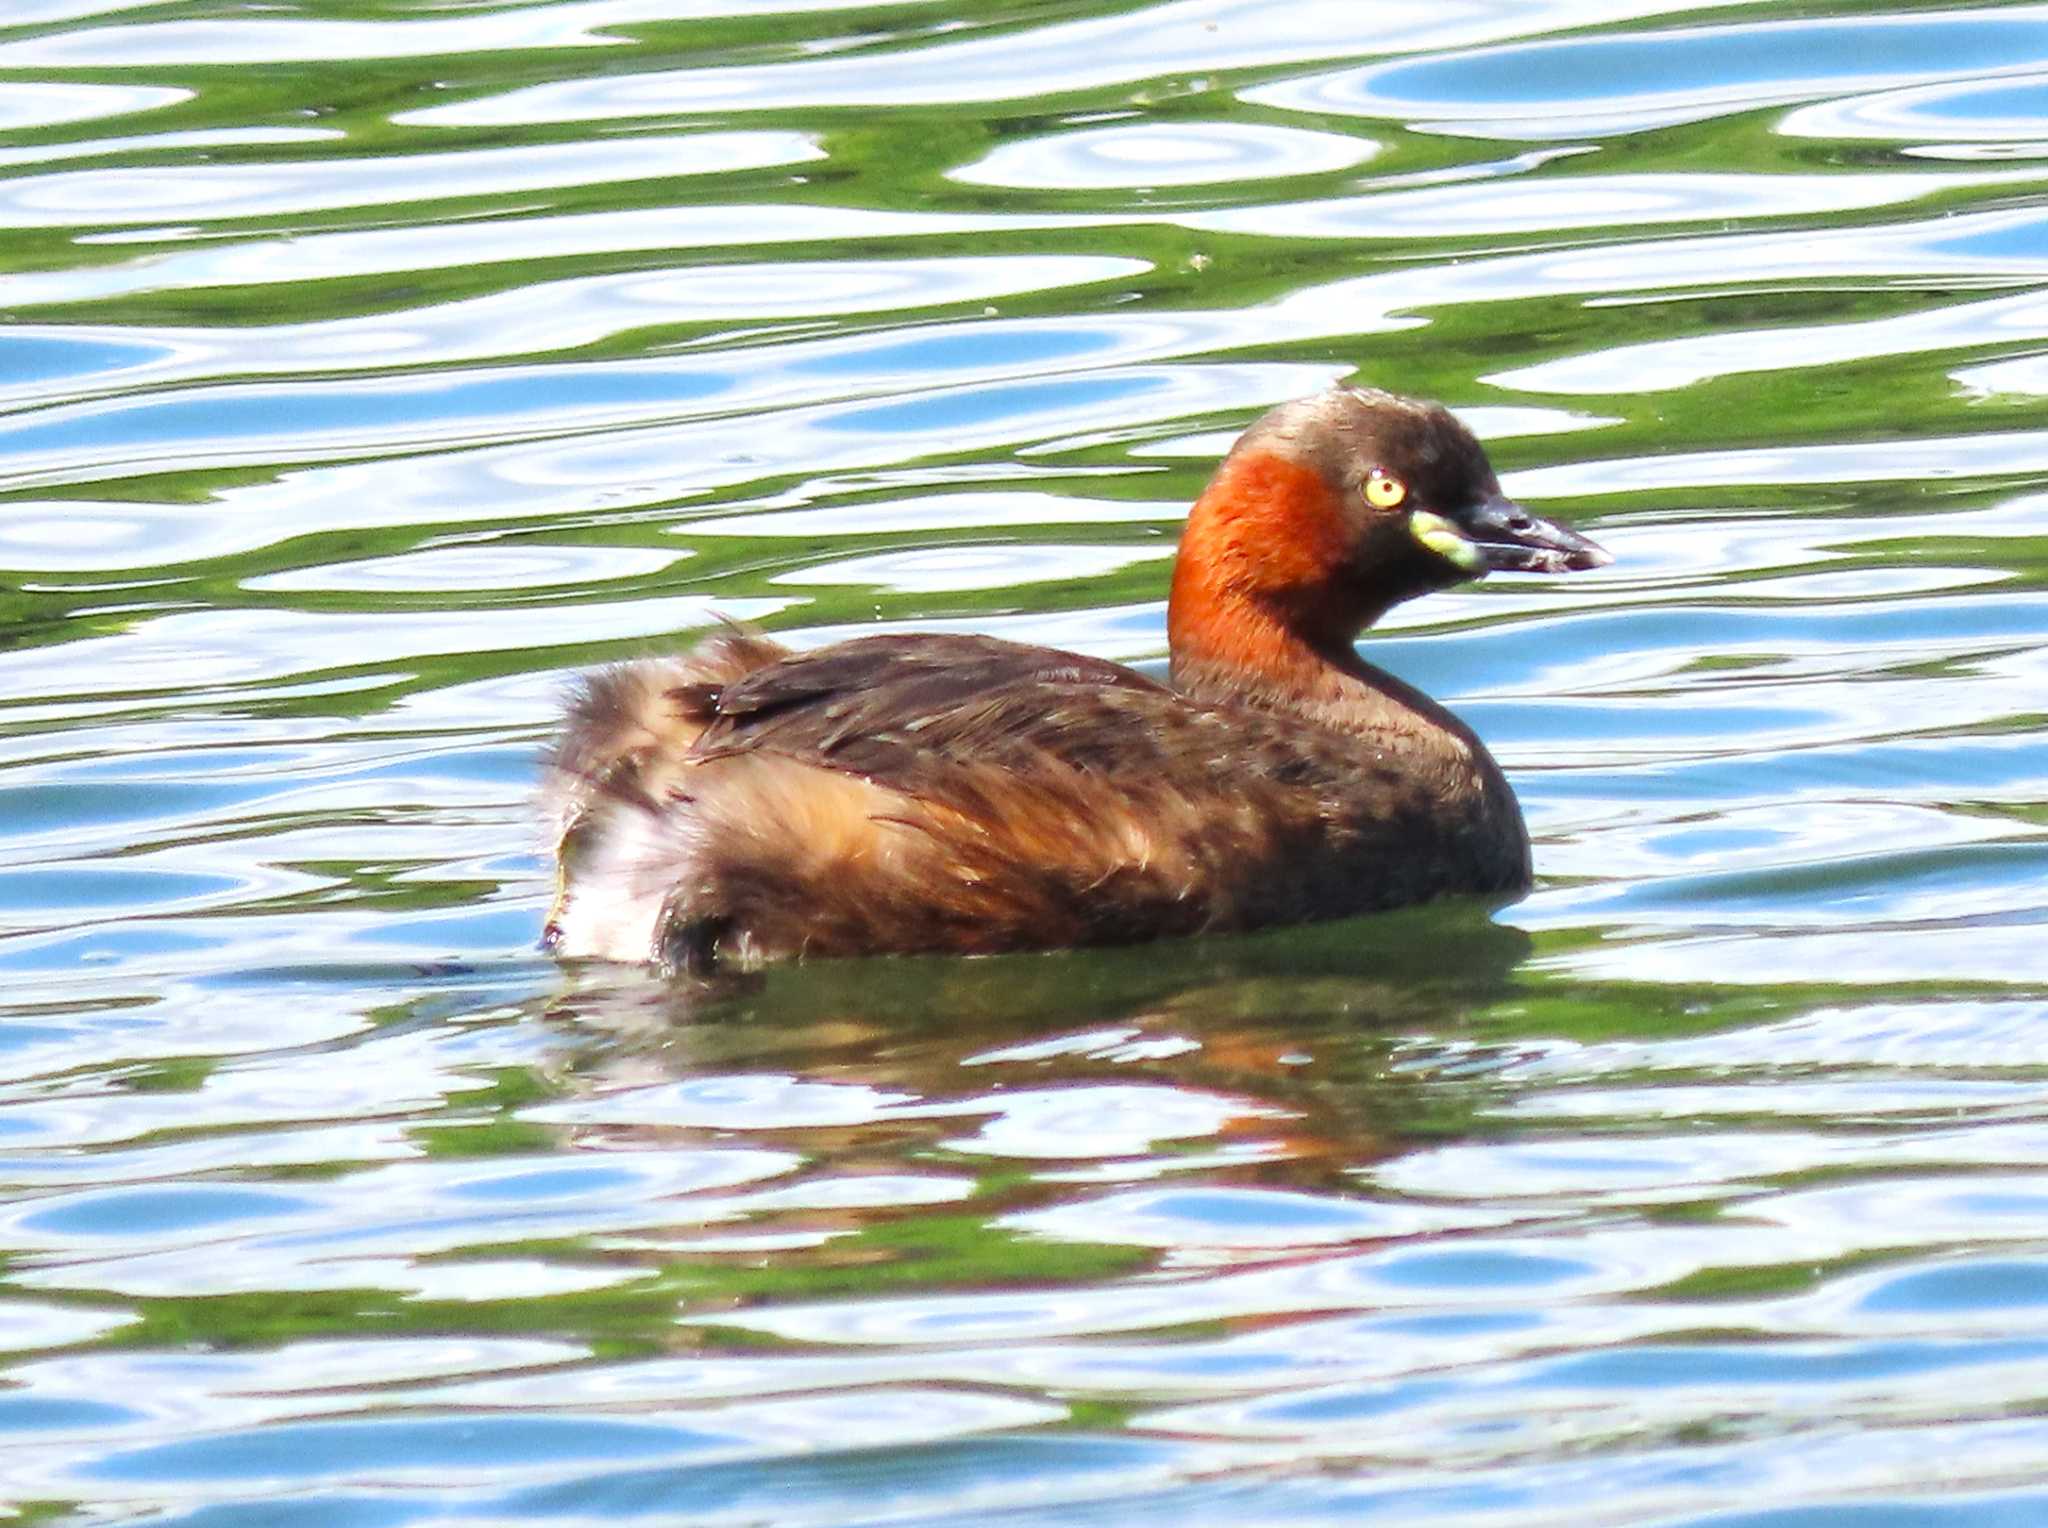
[1364,471,1407,509]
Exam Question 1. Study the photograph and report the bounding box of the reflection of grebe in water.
[541,386,1608,973]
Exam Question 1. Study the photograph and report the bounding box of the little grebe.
[541,385,1608,972]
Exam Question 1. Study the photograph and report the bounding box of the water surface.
[3,2,2048,1523]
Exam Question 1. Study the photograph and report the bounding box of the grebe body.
[541,387,1608,971]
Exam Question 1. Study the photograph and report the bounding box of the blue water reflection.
[1259,10,2048,137]
[5,0,2048,1523]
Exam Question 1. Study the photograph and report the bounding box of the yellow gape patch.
[1409,510,1483,572]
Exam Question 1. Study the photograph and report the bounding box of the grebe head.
[1169,386,1608,672]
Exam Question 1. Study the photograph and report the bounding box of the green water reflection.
[4,0,2048,1523]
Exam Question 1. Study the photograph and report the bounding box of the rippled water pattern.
[5,2,2048,1523]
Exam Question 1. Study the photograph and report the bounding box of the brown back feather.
[546,631,1520,969]
[538,627,790,848]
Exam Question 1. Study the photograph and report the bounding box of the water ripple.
[6,0,2048,1522]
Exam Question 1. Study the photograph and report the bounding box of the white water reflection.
[0,204,1112,307]
[1256,7,2048,139]
[0,596,791,702]
[954,122,1374,189]
[1497,285,2048,395]
[1785,74,2048,147]
[0,256,1148,423]
[5,0,2048,1524]
[1005,1186,1512,1250]
[244,545,688,595]
[1509,427,2048,496]
[400,0,1726,125]
[0,1300,136,1354]
[0,132,821,228]
[1190,167,2018,240]
[0,0,898,68]
[1954,349,2048,395]
[771,542,1169,593]
[687,491,1179,539]
[0,80,186,131]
